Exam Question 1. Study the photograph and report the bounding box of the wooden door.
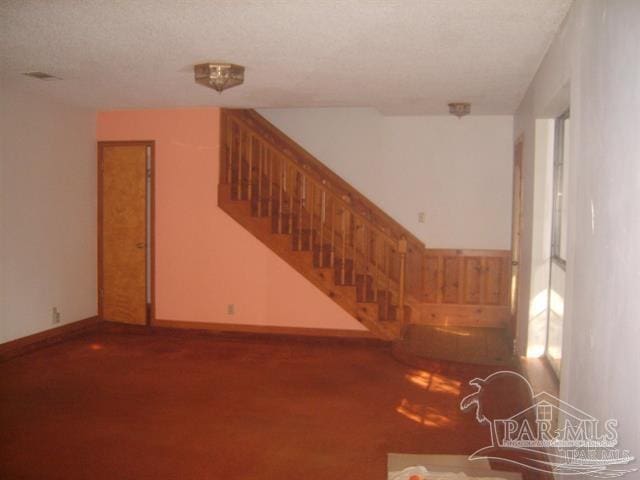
[510,139,524,338]
[98,142,152,325]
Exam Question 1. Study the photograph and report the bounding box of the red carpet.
[0,324,533,479]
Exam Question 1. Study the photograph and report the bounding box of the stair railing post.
[398,236,408,325]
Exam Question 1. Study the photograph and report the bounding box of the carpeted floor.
[0,324,533,480]
[397,324,515,367]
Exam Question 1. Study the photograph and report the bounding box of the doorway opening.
[510,138,524,349]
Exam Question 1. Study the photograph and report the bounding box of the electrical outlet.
[52,307,61,324]
[418,212,426,223]
[227,304,235,315]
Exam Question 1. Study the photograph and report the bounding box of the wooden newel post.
[398,237,408,325]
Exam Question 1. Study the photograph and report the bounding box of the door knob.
[136,242,146,249]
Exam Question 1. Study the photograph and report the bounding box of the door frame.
[510,136,524,345]
[97,140,156,325]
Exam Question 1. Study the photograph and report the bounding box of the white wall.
[258,108,513,250]
[0,87,97,343]
[515,0,640,466]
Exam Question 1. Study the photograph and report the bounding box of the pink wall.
[96,108,365,331]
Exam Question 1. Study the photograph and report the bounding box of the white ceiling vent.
[23,71,60,80]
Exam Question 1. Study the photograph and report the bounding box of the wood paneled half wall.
[416,249,512,327]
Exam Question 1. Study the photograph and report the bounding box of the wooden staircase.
[218,109,425,341]
[217,109,514,351]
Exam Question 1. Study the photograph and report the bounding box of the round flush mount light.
[194,62,245,93]
[448,102,471,118]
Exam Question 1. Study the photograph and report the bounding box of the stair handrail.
[224,111,401,248]
[224,109,425,253]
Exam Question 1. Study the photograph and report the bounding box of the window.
[551,110,570,268]
[546,110,570,377]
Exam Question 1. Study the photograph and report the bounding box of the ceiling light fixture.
[448,102,471,118]
[194,62,245,93]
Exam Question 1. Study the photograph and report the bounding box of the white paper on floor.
[388,466,509,480]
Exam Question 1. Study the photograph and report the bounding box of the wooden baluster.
[226,120,232,185]
[298,174,304,251]
[373,233,379,302]
[382,240,388,307]
[268,148,273,217]
[360,223,364,270]
[257,141,263,216]
[398,237,407,325]
[385,242,391,320]
[234,128,239,198]
[288,164,293,234]
[278,155,284,233]
[330,199,335,268]
[247,135,253,202]
[238,129,244,200]
[319,189,325,267]
[309,182,314,252]
[364,224,370,300]
[341,208,347,285]
[386,242,391,288]
[351,214,357,285]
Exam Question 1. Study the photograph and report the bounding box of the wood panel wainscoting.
[416,249,512,328]
[0,316,101,361]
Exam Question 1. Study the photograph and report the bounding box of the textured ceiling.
[0,0,572,114]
